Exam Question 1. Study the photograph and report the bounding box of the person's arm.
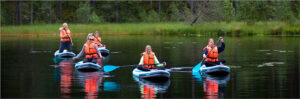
[218,42,225,53]
[74,45,85,59]
[98,37,101,42]
[153,55,164,67]
[154,55,160,64]
[95,44,103,58]
[60,31,65,38]
[68,30,73,45]
[203,49,208,55]
[202,48,208,58]
[138,56,144,65]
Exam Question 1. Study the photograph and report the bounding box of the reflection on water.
[75,70,120,99]
[54,56,120,99]
[133,76,171,99]
[58,60,73,98]
[203,74,230,99]
[193,72,230,99]
[103,81,120,92]
[76,71,103,99]
[1,35,299,98]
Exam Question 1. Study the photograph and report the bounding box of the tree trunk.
[158,0,161,21]
[16,1,22,25]
[189,0,194,15]
[231,0,237,16]
[56,0,62,21]
[150,0,153,8]
[30,1,33,25]
[49,2,52,24]
[89,0,96,9]
[115,1,119,23]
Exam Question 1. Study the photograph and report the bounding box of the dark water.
[1,35,299,98]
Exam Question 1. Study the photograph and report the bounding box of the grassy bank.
[2,22,300,36]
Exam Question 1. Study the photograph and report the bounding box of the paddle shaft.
[200,39,220,65]
[120,62,166,67]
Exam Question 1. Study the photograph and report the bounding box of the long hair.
[86,33,94,43]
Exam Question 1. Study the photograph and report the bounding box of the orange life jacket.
[93,36,101,48]
[60,28,71,41]
[142,51,155,69]
[84,42,98,58]
[203,45,219,63]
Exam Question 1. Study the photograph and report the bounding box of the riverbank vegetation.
[2,22,300,36]
[1,1,300,36]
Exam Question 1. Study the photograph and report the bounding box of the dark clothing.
[137,65,165,71]
[204,59,226,67]
[59,41,72,53]
[137,65,151,71]
[203,42,225,55]
[83,58,98,64]
[203,42,226,67]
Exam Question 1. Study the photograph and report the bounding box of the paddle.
[192,39,220,72]
[103,62,166,72]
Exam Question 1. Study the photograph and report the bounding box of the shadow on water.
[133,76,171,99]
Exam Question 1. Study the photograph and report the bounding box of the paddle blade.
[192,62,202,72]
[103,65,120,72]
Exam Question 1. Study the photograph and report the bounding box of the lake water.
[1,34,299,98]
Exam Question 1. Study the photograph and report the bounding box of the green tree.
[183,4,193,22]
[147,10,159,22]
[223,0,235,22]
[75,2,91,23]
[274,2,297,24]
[169,2,180,21]
[89,11,104,24]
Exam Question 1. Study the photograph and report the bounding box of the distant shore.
[2,22,300,36]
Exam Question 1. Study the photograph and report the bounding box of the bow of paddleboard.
[54,50,76,58]
[132,68,170,80]
[75,61,102,72]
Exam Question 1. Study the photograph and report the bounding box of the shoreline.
[2,22,300,36]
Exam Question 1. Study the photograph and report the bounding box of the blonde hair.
[209,38,214,42]
[87,33,94,40]
[145,45,152,52]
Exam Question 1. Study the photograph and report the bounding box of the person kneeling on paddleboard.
[203,37,226,67]
[93,31,102,48]
[73,33,103,63]
[138,45,166,71]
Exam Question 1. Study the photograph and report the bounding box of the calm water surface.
[1,35,299,98]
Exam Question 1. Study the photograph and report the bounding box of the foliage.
[75,2,91,23]
[2,22,300,36]
[1,1,300,25]
[89,11,104,24]
[223,0,235,22]
[169,2,180,22]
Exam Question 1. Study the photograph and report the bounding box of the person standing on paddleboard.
[138,45,166,71]
[73,33,103,63]
[59,23,73,53]
[203,37,226,67]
